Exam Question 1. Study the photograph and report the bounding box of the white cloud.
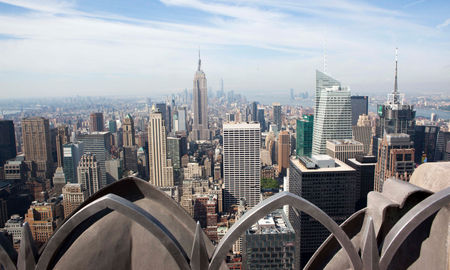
[437,18,450,29]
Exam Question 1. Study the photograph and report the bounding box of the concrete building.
[223,123,261,211]
[3,160,26,181]
[0,120,17,166]
[287,155,356,267]
[351,96,368,126]
[122,114,135,147]
[277,130,290,176]
[352,114,372,155]
[77,132,112,187]
[105,159,122,183]
[22,117,53,179]
[296,115,314,157]
[24,201,55,247]
[4,215,24,250]
[62,183,87,218]
[346,155,376,210]
[374,133,415,192]
[191,54,210,141]
[326,139,364,162]
[77,153,101,197]
[243,209,296,270]
[89,112,104,132]
[148,110,174,187]
[312,85,352,155]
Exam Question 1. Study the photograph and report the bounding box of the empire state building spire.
[198,49,201,71]
[392,48,400,104]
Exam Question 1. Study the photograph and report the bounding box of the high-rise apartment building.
[346,155,376,211]
[192,54,210,141]
[296,115,314,157]
[148,110,174,187]
[62,183,87,218]
[223,123,261,211]
[287,155,355,267]
[326,139,364,162]
[0,120,16,166]
[77,153,101,196]
[277,130,290,176]
[77,132,111,187]
[22,117,53,179]
[352,114,372,155]
[89,112,104,132]
[122,114,135,147]
[243,209,296,270]
[312,85,352,155]
[351,96,368,126]
[24,202,55,247]
[63,142,84,184]
[374,133,415,192]
[272,103,282,131]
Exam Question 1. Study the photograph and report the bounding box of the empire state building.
[191,53,210,141]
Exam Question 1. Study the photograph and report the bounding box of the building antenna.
[323,33,327,74]
[198,46,201,71]
[394,47,398,94]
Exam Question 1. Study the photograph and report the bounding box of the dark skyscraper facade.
[351,96,368,125]
[250,101,258,122]
[272,103,282,131]
[257,109,265,131]
[296,115,313,157]
[89,112,104,132]
[0,120,16,166]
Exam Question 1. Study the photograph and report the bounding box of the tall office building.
[352,114,372,155]
[277,130,290,176]
[250,102,258,122]
[22,117,53,179]
[272,103,282,131]
[24,202,55,247]
[413,125,439,163]
[108,120,117,133]
[77,153,101,196]
[287,155,355,267]
[177,107,187,132]
[62,183,87,218]
[312,86,352,155]
[167,137,181,185]
[296,115,314,157]
[243,209,296,269]
[374,133,415,192]
[63,142,84,184]
[351,96,369,126]
[105,159,122,182]
[77,132,111,187]
[0,120,16,166]
[315,70,341,124]
[89,112,104,132]
[148,110,174,187]
[223,123,261,211]
[257,109,265,132]
[55,125,70,168]
[374,50,415,155]
[192,54,210,141]
[326,139,364,162]
[122,114,135,147]
[434,130,450,161]
[346,155,376,211]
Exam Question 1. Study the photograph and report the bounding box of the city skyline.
[0,0,449,98]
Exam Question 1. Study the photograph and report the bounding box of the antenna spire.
[198,47,201,71]
[394,47,398,94]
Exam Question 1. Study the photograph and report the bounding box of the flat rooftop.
[291,156,355,172]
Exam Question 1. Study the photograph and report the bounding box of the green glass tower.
[296,115,314,157]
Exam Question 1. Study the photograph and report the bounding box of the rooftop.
[292,155,355,172]
[248,209,294,235]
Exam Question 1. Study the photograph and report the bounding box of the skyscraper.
[223,123,261,211]
[277,130,290,176]
[22,117,53,179]
[257,109,265,132]
[312,85,352,155]
[314,70,341,123]
[351,96,369,126]
[374,49,415,155]
[122,114,135,147]
[272,103,282,131]
[413,125,439,163]
[374,133,415,192]
[63,142,84,184]
[0,120,16,166]
[296,115,314,157]
[148,110,174,187]
[192,53,210,141]
[77,132,112,187]
[250,102,258,122]
[167,136,181,185]
[62,183,87,218]
[346,155,376,211]
[352,114,372,155]
[287,155,355,267]
[77,153,101,196]
[89,112,104,132]
[55,125,70,168]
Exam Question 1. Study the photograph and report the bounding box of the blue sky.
[0,0,449,98]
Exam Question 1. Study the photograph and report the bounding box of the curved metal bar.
[209,191,363,270]
[379,186,450,270]
[36,194,190,270]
